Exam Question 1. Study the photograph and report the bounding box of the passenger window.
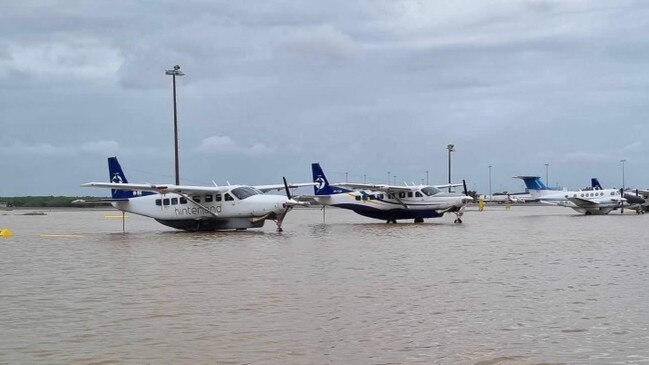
[407,192,413,198]
[155,199,162,206]
[415,192,422,197]
[399,192,405,198]
[205,194,213,203]
[362,195,368,201]
[180,197,187,204]
[388,194,394,199]
[171,198,178,205]
[225,193,234,201]
[355,196,361,201]
[215,194,222,202]
[163,198,170,206]
[192,196,201,203]
[378,194,384,199]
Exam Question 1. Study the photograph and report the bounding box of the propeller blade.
[620,188,624,213]
[462,179,468,196]
[282,177,292,200]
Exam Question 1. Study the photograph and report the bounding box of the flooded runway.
[1,206,648,364]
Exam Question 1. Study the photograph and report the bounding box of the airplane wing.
[81,182,230,194]
[336,183,413,193]
[567,197,601,209]
[253,182,316,193]
[433,183,464,189]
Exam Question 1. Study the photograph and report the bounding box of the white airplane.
[82,157,311,231]
[480,192,536,204]
[591,178,647,214]
[514,176,625,215]
[310,163,473,223]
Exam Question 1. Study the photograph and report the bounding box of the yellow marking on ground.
[40,234,85,238]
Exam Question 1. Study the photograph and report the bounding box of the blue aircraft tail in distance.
[311,163,352,195]
[108,157,136,200]
[513,176,549,191]
[591,178,603,190]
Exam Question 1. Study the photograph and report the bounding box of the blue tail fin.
[108,157,136,199]
[311,163,351,195]
[591,178,603,190]
[514,176,548,191]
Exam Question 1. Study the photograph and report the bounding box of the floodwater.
[1,206,649,364]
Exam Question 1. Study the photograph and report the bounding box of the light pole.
[387,171,390,184]
[393,175,397,185]
[545,163,549,187]
[488,165,492,198]
[363,174,366,184]
[426,170,429,185]
[621,159,626,190]
[447,144,455,192]
[165,65,185,185]
[345,172,348,183]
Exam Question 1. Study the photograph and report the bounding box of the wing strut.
[176,192,219,218]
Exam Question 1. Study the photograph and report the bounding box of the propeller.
[463,179,468,196]
[620,188,624,214]
[282,176,292,200]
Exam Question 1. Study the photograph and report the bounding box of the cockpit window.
[230,186,260,200]
[421,187,440,196]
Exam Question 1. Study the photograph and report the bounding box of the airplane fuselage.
[533,189,623,215]
[112,190,291,231]
[316,189,470,221]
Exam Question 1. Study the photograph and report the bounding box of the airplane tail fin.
[514,176,549,196]
[108,157,136,199]
[311,163,351,195]
[591,178,603,190]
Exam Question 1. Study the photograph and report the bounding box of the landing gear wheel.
[454,218,463,224]
[414,217,424,223]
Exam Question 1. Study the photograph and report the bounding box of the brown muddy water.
[1,206,648,364]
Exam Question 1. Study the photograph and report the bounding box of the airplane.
[310,163,473,223]
[514,176,625,215]
[591,178,647,214]
[480,192,536,204]
[81,157,312,232]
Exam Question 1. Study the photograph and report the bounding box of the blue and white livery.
[514,176,625,215]
[82,157,312,231]
[311,163,473,223]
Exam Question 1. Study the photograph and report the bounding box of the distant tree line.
[0,196,110,208]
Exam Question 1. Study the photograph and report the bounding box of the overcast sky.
[1,0,648,196]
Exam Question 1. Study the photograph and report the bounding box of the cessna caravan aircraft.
[82,157,311,231]
[515,176,625,215]
[310,163,473,223]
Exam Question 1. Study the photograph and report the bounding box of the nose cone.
[461,196,474,203]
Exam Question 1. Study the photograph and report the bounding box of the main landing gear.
[386,218,398,224]
[453,210,464,224]
[414,217,424,223]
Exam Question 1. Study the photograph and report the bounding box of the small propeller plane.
[310,163,473,223]
[515,176,625,215]
[591,178,647,214]
[82,157,311,231]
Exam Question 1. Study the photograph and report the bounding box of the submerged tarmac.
[1,206,648,364]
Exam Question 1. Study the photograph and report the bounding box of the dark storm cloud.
[1,0,648,195]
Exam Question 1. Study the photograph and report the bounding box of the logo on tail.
[108,157,135,199]
[311,163,352,195]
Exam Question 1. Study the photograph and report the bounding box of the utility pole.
[165,65,185,185]
[447,144,455,192]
